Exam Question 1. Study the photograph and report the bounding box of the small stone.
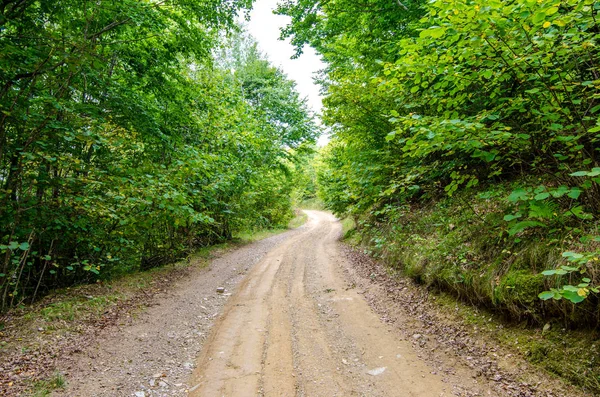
[159,381,168,387]
[367,367,387,376]
[412,334,422,340]
[38,327,44,332]
[216,287,225,293]
[135,392,145,397]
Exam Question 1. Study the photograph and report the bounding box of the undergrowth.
[342,183,600,393]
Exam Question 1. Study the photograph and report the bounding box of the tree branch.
[396,0,408,11]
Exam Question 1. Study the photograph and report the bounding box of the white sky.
[247,0,329,145]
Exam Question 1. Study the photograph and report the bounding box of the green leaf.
[562,290,586,304]
[570,171,588,177]
[508,189,528,202]
[538,291,555,300]
[567,189,582,199]
[542,269,558,276]
[503,213,522,222]
[508,220,546,236]
[532,12,547,24]
[534,192,549,200]
[562,252,583,259]
[429,26,447,39]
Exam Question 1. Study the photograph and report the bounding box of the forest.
[0,0,598,335]
[2,0,600,394]
[0,0,317,310]
[281,0,600,322]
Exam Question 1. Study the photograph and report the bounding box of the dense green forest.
[0,0,317,310]
[279,0,600,327]
[2,0,600,392]
[2,0,599,328]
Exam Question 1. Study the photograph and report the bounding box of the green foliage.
[0,2,318,309]
[539,245,600,304]
[280,0,600,326]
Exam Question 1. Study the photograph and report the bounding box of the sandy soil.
[52,211,580,396]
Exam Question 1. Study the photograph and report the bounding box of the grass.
[341,186,600,394]
[29,372,66,396]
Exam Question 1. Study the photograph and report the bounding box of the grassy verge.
[431,291,600,393]
[340,185,600,394]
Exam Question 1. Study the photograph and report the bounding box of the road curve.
[188,210,449,397]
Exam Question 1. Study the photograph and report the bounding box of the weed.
[30,372,66,396]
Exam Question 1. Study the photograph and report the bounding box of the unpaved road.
[54,210,575,397]
[188,211,488,397]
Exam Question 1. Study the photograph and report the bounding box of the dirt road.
[56,210,575,397]
[188,211,468,396]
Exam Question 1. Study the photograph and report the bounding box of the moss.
[527,341,550,364]
[433,292,600,393]
[496,270,545,307]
